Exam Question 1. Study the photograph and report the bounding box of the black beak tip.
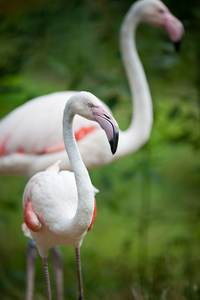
[109,131,119,155]
[174,41,181,52]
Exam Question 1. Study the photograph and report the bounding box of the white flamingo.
[22,91,119,300]
[0,0,184,298]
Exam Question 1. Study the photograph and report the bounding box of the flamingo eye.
[87,102,93,108]
[158,8,165,14]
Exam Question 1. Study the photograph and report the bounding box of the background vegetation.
[0,0,199,299]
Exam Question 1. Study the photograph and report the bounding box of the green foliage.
[0,0,200,299]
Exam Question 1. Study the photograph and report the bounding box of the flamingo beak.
[163,11,184,52]
[92,106,119,154]
[174,40,181,52]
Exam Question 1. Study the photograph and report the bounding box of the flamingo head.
[68,92,119,154]
[138,0,184,50]
[91,104,119,155]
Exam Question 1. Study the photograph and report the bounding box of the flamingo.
[0,0,184,298]
[0,0,184,177]
[22,91,119,300]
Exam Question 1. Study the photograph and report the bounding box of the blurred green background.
[0,0,199,299]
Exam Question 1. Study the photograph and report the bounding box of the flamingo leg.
[75,247,84,300]
[26,240,37,300]
[42,257,52,300]
[52,247,64,300]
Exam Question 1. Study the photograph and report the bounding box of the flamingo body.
[23,165,95,257]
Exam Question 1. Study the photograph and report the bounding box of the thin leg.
[75,247,84,300]
[42,257,52,300]
[26,240,37,300]
[52,247,64,300]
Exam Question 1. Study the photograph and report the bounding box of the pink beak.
[92,106,119,154]
[163,11,184,51]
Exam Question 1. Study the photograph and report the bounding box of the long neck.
[63,105,94,235]
[115,4,153,159]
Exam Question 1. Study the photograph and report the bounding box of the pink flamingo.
[22,91,119,300]
[0,0,184,298]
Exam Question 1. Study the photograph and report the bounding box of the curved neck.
[63,102,94,234]
[115,3,153,159]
